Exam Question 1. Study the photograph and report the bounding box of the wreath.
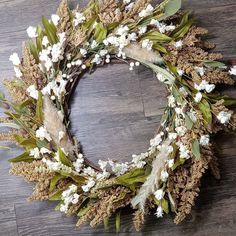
[1,0,236,232]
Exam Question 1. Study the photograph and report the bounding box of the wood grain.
[0,0,236,235]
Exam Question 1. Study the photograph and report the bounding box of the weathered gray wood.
[0,0,236,236]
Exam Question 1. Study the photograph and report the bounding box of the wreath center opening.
[69,63,166,164]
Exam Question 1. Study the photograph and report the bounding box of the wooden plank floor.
[0,0,236,235]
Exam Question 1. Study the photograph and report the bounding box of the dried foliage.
[57,0,72,35]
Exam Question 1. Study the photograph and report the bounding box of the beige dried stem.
[131,139,171,211]
[43,95,76,160]
[123,43,163,64]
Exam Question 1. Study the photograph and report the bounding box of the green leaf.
[14,135,37,149]
[116,168,148,190]
[203,60,226,69]
[58,148,72,167]
[115,210,121,233]
[143,31,172,42]
[36,91,43,123]
[0,91,5,100]
[49,189,63,201]
[159,0,182,20]
[192,139,201,160]
[27,41,39,62]
[107,22,119,31]
[103,217,109,231]
[153,43,167,53]
[171,12,193,39]
[8,152,34,163]
[161,198,169,214]
[198,99,212,125]
[42,16,58,44]
[94,23,107,43]
[49,174,65,192]
[185,114,194,130]
[172,157,185,170]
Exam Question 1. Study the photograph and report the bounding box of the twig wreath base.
[1,0,236,232]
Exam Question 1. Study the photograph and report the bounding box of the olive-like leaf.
[159,0,182,20]
[203,60,226,69]
[192,139,201,160]
[8,152,34,163]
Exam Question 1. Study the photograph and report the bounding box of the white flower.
[116,25,129,36]
[42,36,49,46]
[200,135,210,146]
[179,143,190,159]
[125,2,134,11]
[167,95,176,108]
[27,26,38,38]
[36,126,52,142]
[51,14,60,26]
[205,84,215,93]
[71,193,80,204]
[167,159,174,168]
[27,85,38,100]
[150,134,162,146]
[139,4,154,18]
[142,39,153,51]
[138,26,147,35]
[195,66,205,76]
[83,167,96,177]
[229,66,236,75]
[99,49,108,57]
[14,67,23,78]
[175,126,187,136]
[74,12,86,26]
[155,206,163,218]
[81,178,95,192]
[96,171,110,180]
[59,131,65,141]
[123,0,131,4]
[177,69,184,76]
[30,147,40,159]
[73,154,84,172]
[128,32,137,41]
[154,189,164,200]
[160,170,169,182]
[90,40,98,49]
[91,54,102,64]
[187,109,197,123]
[175,40,183,49]
[40,147,51,154]
[194,92,202,103]
[80,48,87,57]
[9,53,21,66]
[111,162,129,176]
[168,132,177,140]
[98,160,108,171]
[217,111,232,124]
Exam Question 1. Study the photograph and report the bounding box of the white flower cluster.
[29,147,51,159]
[139,4,154,18]
[103,25,138,59]
[150,19,176,34]
[42,78,67,101]
[217,111,232,124]
[131,153,148,168]
[60,184,80,213]
[74,12,86,26]
[39,32,66,72]
[42,158,73,173]
[9,53,23,78]
[200,135,210,146]
[142,39,153,51]
[26,85,39,100]
[129,61,140,71]
[229,65,236,75]
[36,126,52,142]
[194,79,215,93]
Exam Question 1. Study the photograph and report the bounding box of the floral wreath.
[1,0,236,232]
